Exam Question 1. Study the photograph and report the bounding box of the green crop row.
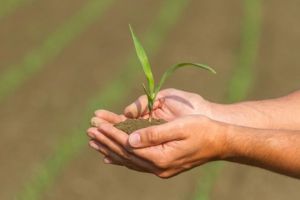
[0,0,115,103]
[0,0,33,21]
[194,0,262,199]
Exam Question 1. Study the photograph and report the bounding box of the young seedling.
[129,25,216,121]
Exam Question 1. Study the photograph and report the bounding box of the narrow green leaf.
[155,63,216,96]
[129,25,155,95]
[142,83,151,98]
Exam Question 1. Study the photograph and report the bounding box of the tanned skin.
[87,89,300,178]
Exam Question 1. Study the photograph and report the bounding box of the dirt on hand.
[114,118,166,134]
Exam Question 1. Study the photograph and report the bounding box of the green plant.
[129,25,216,121]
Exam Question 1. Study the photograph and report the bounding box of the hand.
[87,115,227,178]
[88,109,157,173]
[89,88,209,126]
[124,88,212,121]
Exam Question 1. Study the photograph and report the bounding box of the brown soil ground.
[0,0,300,200]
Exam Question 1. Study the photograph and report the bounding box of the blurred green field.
[0,0,299,200]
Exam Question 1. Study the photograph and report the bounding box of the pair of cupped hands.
[87,89,227,178]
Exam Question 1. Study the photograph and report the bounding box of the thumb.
[128,122,184,148]
[124,95,148,118]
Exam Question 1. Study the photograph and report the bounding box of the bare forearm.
[223,124,300,178]
[209,90,300,129]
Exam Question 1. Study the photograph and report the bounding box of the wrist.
[193,115,232,161]
[213,121,233,160]
[195,98,217,119]
[207,102,232,123]
[208,101,273,129]
[220,124,255,161]
[218,123,237,160]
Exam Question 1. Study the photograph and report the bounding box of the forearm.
[222,124,300,178]
[209,90,300,129]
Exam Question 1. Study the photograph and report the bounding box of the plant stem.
[149,109,153,122]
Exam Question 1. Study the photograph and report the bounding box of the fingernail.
[91,118,100,127]
[129,133,141,147]
[104,157,112,164]
[89,141,100,150]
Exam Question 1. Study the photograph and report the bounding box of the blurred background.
[0,0,299,199]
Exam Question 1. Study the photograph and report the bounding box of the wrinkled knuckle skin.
[146,129,159,145]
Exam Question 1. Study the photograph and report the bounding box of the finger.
[124,95,148,118]
[94,109,126,124]
[88,128,131,159]
[89,140,124,163]
[155,168,183,179]
[98,124,161,169]
[124,94,165,118]
[103,156,146,173]
[88,127,151,169]
[88,125,162,164]
[128,121,186,148]
[125,164,150,173]
[89,139,154,173]
[153,108,173,121]
[90,141,148,173]
[97,123,129,147]
[90,142,150,172]
[90,117,108,127]
[103,156,118,164]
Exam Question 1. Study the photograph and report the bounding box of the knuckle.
[145,128,159,145]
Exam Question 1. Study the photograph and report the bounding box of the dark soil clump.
[114,118,166,134]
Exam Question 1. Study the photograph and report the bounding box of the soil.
[114,118,166,134]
